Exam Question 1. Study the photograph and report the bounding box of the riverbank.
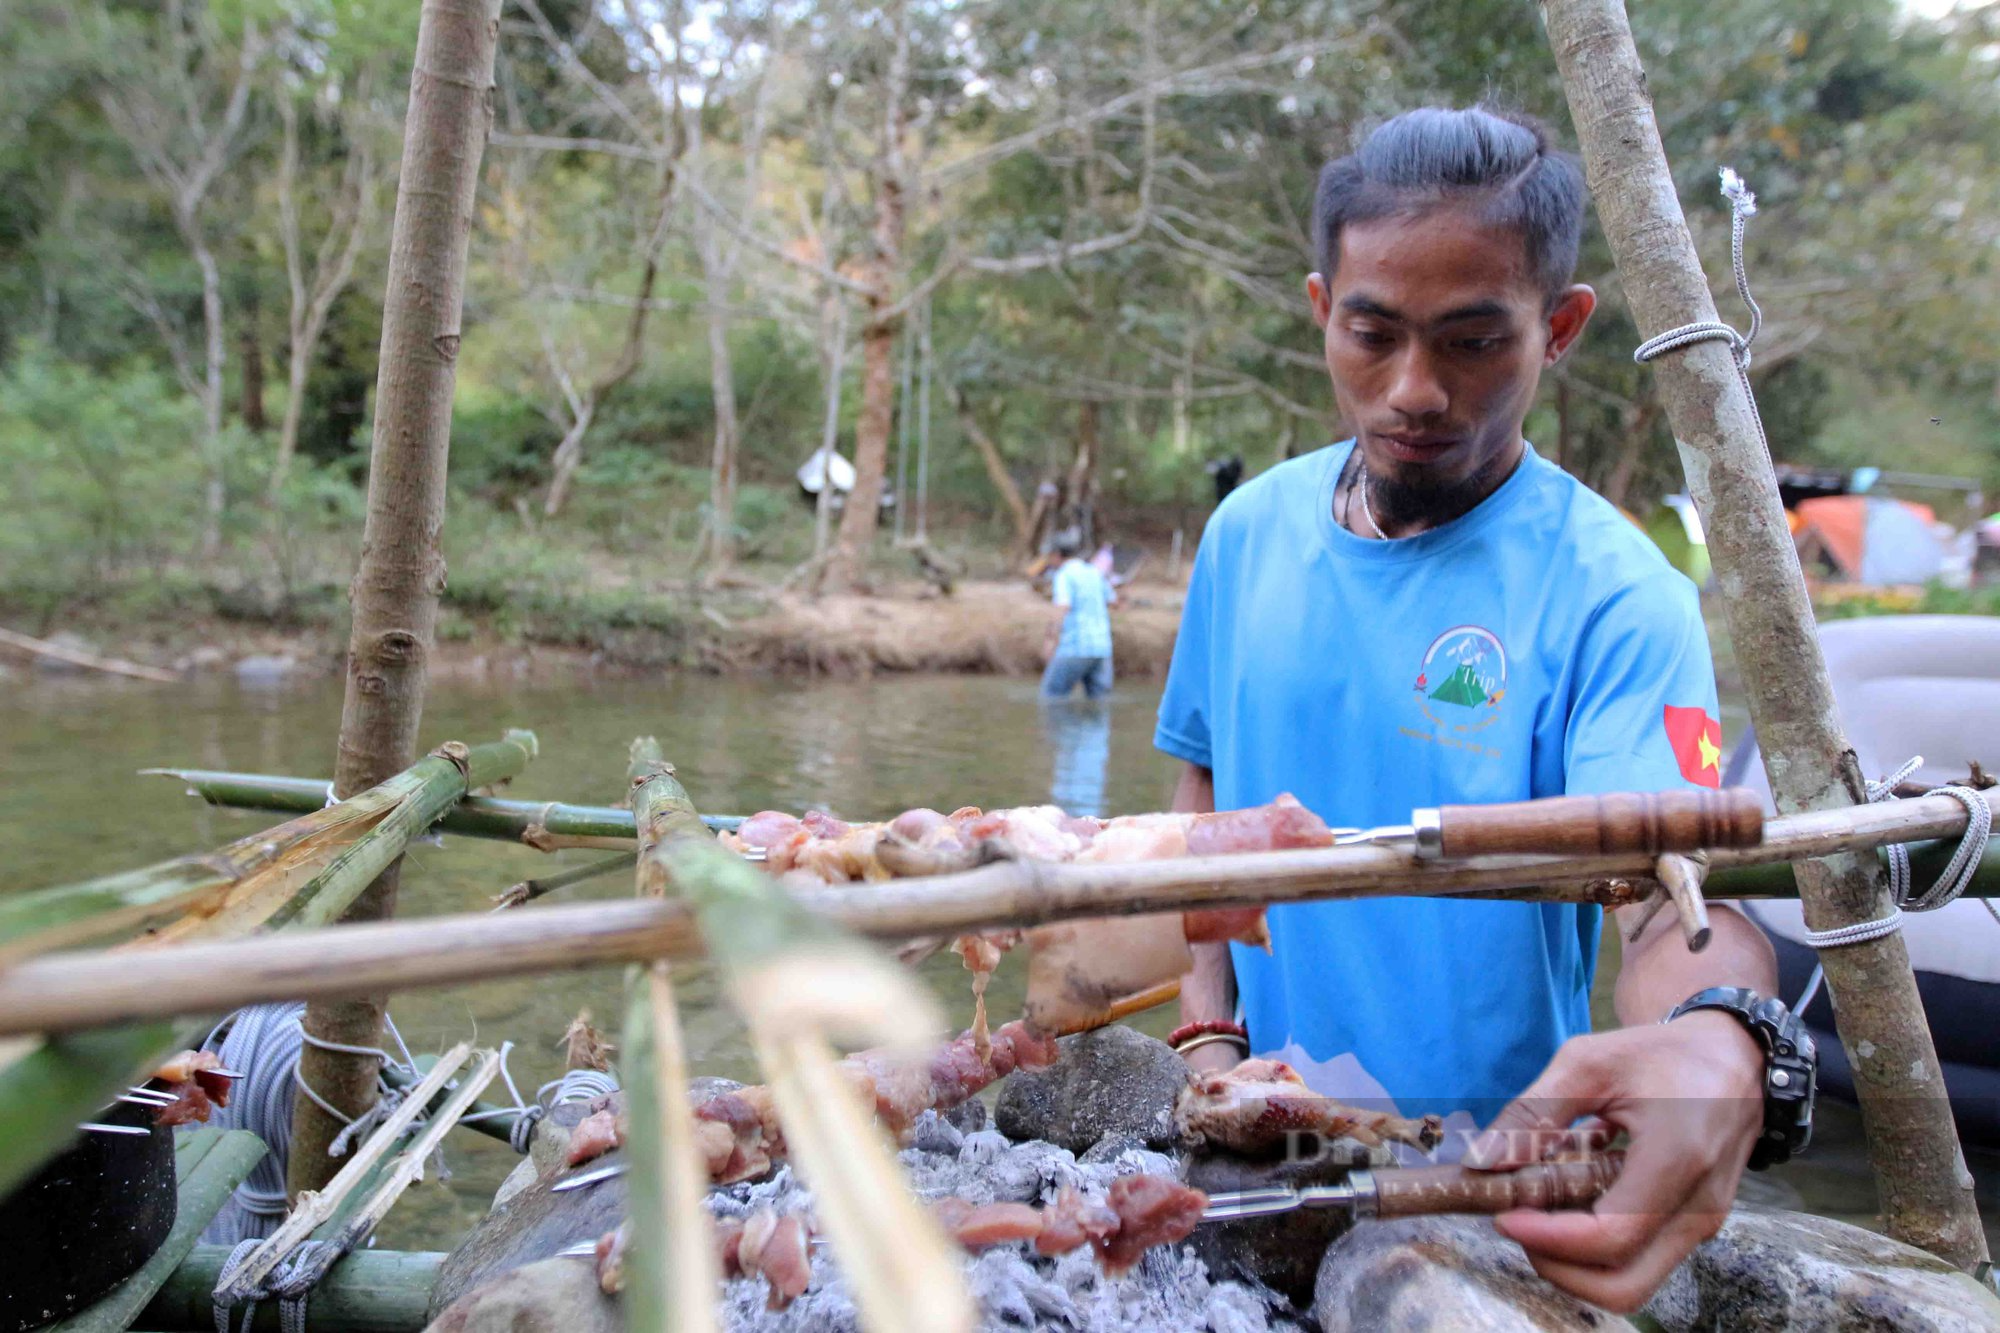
[0,577,1189,686]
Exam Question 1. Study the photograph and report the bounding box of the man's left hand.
[1466,1012,1764,1313]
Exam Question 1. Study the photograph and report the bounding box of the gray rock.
[1645,1207,2000,1332]
[31,632,98,675]
[178,645,230,673]
[233,654,299,686]
[424,1255,619,1333]
[1315,1215,1636,1332]
[1186,1139,1393,1307]
[491,1156,540,1212]
[995,1025,1192,1153]
[429,1151,628,1316]
[527,1092,623,1181]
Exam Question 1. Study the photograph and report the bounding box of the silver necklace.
[1355,459,1387,539]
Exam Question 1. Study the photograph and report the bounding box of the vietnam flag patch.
[1663,705,1723,788]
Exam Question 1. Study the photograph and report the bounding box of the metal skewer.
[1203,1153,1624,1225]
[552,1160,627,1192]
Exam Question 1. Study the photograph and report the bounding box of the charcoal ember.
[942,1095,986,1135]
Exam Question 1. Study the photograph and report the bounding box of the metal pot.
[0,1096,177,1331]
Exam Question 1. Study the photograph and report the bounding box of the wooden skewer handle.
[1436,789,1764,859]
[1372,1152,1624,1219]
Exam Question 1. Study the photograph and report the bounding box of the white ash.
[706,1112,1300,1332]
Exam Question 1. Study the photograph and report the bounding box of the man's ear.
[1544,284,1596,365]
[1306,273,1333,331]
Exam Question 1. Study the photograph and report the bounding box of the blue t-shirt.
[1052,558,1115,659]
[1155,441,1720,1125]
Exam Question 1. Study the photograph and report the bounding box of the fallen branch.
[0,625,180,682]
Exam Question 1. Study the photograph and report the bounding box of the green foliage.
[1,0,1996,638]
[1818,583,2000,622]
[0,347,212,607]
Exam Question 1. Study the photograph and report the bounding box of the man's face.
[1306,204,1594,515]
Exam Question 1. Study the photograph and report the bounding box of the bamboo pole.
[234,1046,477,1302]
[5,735,534,957]
[492,852,635,909]
[150,769,743,842]
[142,1246,443,1333]
[0,735,531,1198]
[1541,0,1986,1265]
[624,740,720,1333]
[309,1049,502,1262]
[3,796,1983,1038]
[623,963,718,1333]
[295,0,503,1199]
[646,797,971,1328]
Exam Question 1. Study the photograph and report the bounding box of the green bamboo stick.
[623,738,720,1333]
[139,1246,444,1332]
[267,733,539,937]
[492,852,637,909]
[1705,838,2000,901]
[0,732,536,1198]
[150,768,745,842]
[5,732,538,954]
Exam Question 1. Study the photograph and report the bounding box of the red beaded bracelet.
[1166,1018,1248,1048]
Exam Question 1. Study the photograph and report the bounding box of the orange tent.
[1793,496,1941,583]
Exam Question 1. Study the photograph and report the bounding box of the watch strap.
[1668,986,1817,1170]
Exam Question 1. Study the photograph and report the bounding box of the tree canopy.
[3,0,1996,603]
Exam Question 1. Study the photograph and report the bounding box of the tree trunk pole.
[822,0,910,593]
[1541,0,1986,1267]
[289,0,501,1200]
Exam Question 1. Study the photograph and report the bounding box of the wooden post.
[1541,0,1987,1266]
[290,0,502,1199]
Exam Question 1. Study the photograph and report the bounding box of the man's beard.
[1370,444,1519,531]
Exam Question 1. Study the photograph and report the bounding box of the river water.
[4,670,1996,1255]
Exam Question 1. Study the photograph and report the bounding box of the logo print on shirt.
[1414,625,1508,736]
[1662,705,1723,788]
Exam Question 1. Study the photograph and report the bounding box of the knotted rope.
[212,1236,340,1333]
[1795,757,1994,1012]
[1633,167,1769,457]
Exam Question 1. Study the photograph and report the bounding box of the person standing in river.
[1040,532,1117,699]
[1157,106,1810,1313]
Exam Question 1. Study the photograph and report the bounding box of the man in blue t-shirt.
[1042,534,1117,699]
[1157,107,1779,1313]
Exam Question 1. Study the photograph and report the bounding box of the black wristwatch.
[1667,986,1817,1170]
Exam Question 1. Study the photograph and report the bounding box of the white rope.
[1634,167,1769,457]
[1796,756,1995,1008]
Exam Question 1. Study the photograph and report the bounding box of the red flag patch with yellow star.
[1663,705,1723,788]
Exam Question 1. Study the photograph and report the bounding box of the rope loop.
[1633,166,1769,453]
[1804,757,1995,953]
